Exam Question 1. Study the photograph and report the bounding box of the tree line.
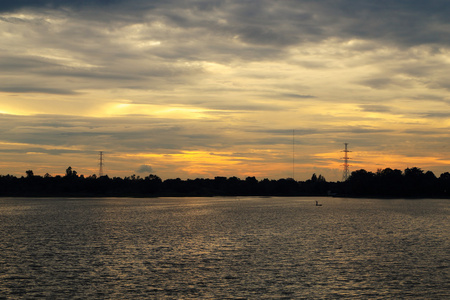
[0,166,450,198]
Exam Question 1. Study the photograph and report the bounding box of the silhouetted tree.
[317,175,326,182]
[375,168,403,196]
[348,169,376,195]
[26,170,34,178]
[0,166,449,198]
[65,166,78,178]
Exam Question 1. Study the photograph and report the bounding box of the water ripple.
[0,197,448,299]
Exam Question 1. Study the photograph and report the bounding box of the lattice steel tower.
[292,129,295,180]
[99,151,104,177]
[342,143,351,181]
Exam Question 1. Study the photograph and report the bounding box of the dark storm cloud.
[0,0,121,12]
[221,0,450,47]
[3,0,450,48]
[315,0,450,46]
[2,0,450,99]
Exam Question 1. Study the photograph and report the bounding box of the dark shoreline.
[2,195,449,199]
[1,166,450,199]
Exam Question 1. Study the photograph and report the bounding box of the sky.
[1,0,450,181]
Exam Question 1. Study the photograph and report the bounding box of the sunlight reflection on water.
[0,197,448,299]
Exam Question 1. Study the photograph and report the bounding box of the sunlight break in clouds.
[1,0,450,180]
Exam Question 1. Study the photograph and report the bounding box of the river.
[0,197,448,299]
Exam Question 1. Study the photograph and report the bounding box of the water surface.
[0,197,448,299]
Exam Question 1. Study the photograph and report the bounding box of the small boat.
[315,200,322,206]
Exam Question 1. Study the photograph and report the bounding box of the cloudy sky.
[1,0,450,181]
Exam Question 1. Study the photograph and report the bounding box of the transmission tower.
[292,129,295,180]
[99,151,104,177]
[341,143,351,181]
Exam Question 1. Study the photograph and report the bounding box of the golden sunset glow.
[1,1,450,180]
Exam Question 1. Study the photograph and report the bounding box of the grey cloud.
[0,113,234,152]
[412,94,447,101]
[359,105,391,113]
[282,94,316,99]
[0,113,356,155]
[0,86,79,95]
[4,0,450,49]
[0,0,121,12]
[0,56,58,71]
[2,0,450,100]
[403,129,447,135]
[422,112,450,119]
[356,77,415,90]
[393,64,435,78]
[174,100,289,112]
[297,61,330,69]
[431,79,450,91]
[0,147,83,155]
[136,164,153,173]
[321,0,450,46]
[215,0,450,48]
[346,128,393,134]
[2,1,450,179]
[257,129,318,136]
[358,78,392,89]
[250,127,394,140]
